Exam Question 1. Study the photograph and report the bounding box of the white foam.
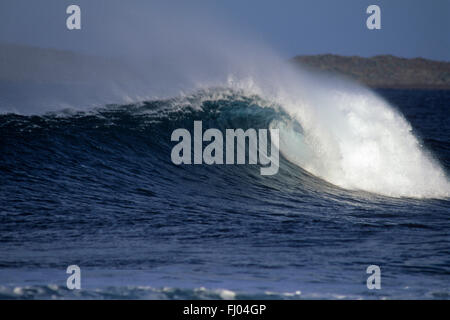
[222,65,450,199]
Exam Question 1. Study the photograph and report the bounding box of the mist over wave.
[0,2,448,198]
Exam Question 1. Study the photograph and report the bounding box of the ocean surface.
[0,88,449,299]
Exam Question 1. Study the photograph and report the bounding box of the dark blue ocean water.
[0,89,449,299]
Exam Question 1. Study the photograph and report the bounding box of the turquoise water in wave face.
[0,89,449,299]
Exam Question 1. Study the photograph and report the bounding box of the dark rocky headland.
[292,54,450,90]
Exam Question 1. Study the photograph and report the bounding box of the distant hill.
[292,54,450,90]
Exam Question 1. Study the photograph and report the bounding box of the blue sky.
[0,0,448,61]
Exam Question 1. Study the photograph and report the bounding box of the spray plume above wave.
[0,5,448,200]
